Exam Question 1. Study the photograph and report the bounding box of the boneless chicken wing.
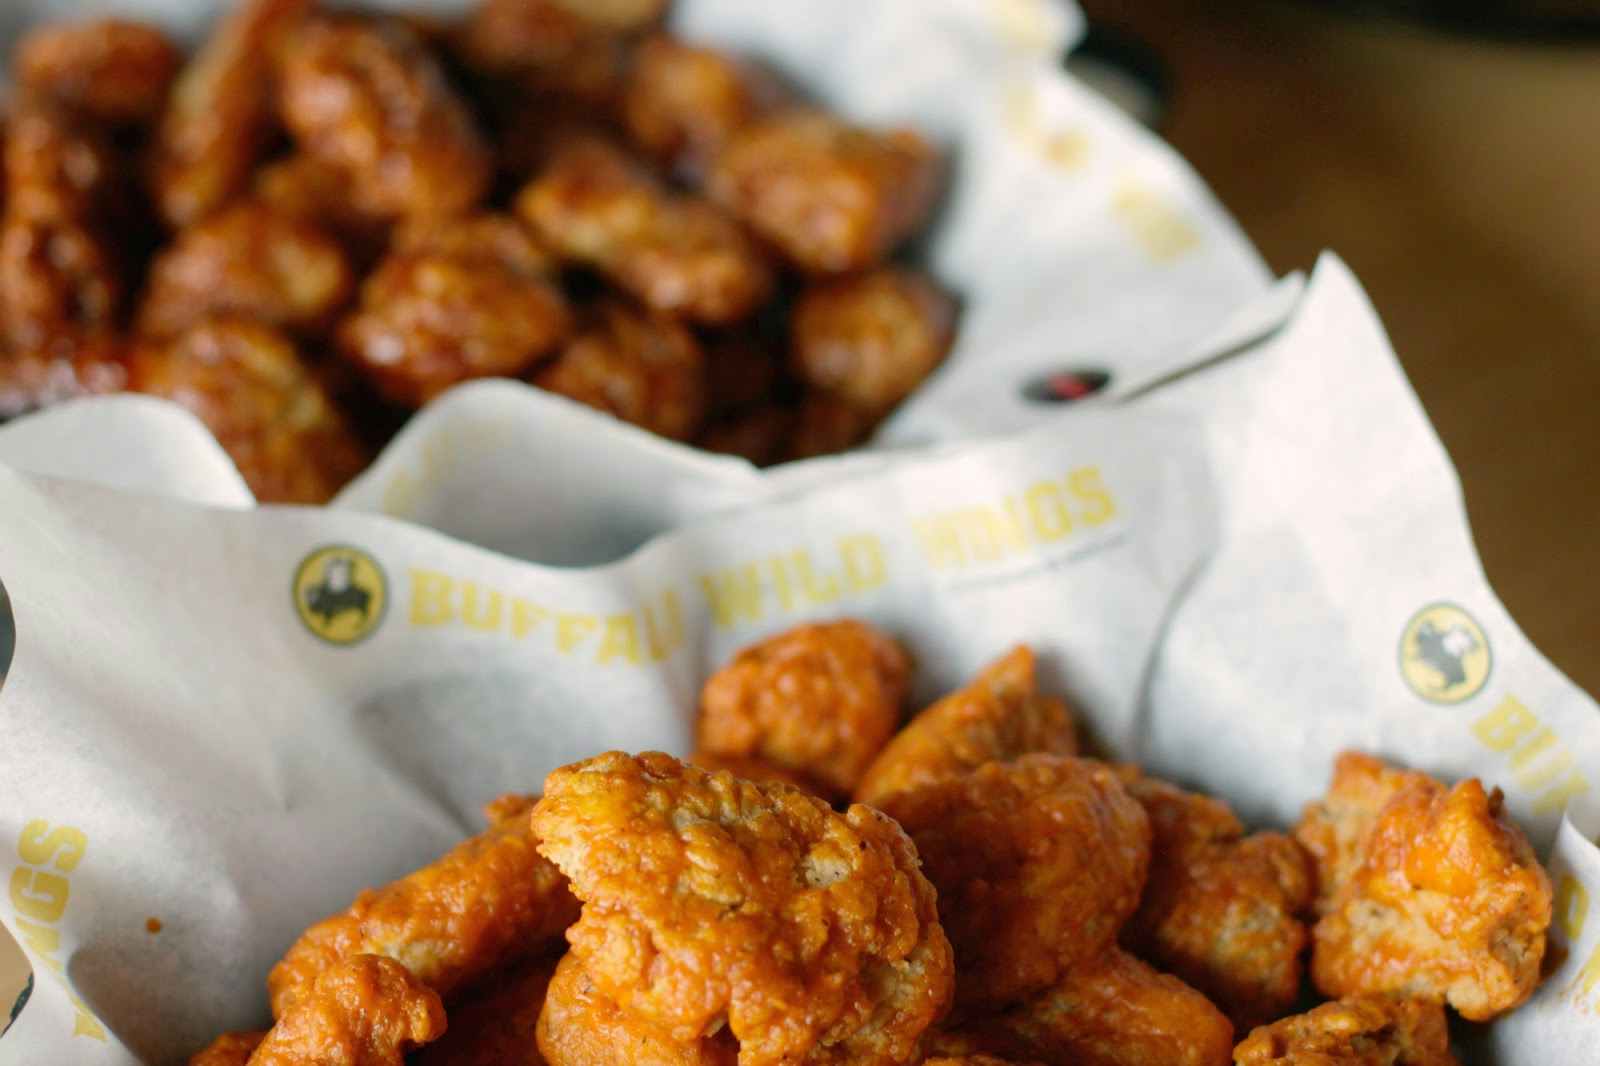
[1294,753,1552,1020]
[1120,774,1314,1030]
[530,752,954,1066]
[696,620,912,800]
[137,200,353,338]
[790,269,955,416]
[622,37,781,182]
[879,755,1150,1007]
[707,111,939,275]
[14,18,181,126]
[537,952,739,1066]
[1232,995,1458,1066]
[277,16,492,220]
[532,300,706,440]
[337,213,572,406]
[189,1031,267,1066]
[253,955,444,1066]
[414,953,562,1066]
[150,0,313,227]
[854,646,1077,808]
[516,137,773,325]
[268,793,579,1017]
[935,948,1233,1066]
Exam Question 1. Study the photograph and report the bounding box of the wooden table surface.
[1083,0,1600,698]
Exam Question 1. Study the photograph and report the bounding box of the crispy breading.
[1294,753,1419,916]
[517,137,774,325]
[1232,995,1458,1065]
[622,37,780,182]
[268,794,579,1017]
[125,318,366,504]
[150,0,313,227]
[1295,754,1552,1020]
[14,18,180,126]
[923,1058,1043,1066]
[532,300,706,440]
[696,620,912,800]
[537,952,739,1066]
[0,214,121,355]
[338,213,572,406]
[278,16,491,221]
[1121,774,1314,1030]
[251,955,445,1066]
[935,948,1233,1066]
[0,338,127,419]
[707,111,939,275]
[254,155,393,265]
[414,953,561,1066]
[188,1030,266,1066]
[881,755,1149,1007]
[686,750,828,798]
[137,201,353,338]
[4,98,121,221]
[790,269,955,415]
[853,646,1077,808]
[531,751,954,1066]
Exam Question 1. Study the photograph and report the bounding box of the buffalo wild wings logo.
[293,546,388,646]
[1398,603,1490,704]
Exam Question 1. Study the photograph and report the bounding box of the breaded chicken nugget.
[622,37,781,182]
[707,111,939,275]
[0,337,128,419]
[696,620,912,800]
[278,16,491,221]
[1120,775,1314,1030]
[924,1058,1043,1066]
[151,0,312,227]
[854,646,1076,808]
[0,214,121,355]
[126,318,366,503]
[268,792,579,1017]
[338,213,572,406]
[790,269,955,415]
[414,952,561,1066]
[881,755,1149,1007]
[784,392,875,461]
[14,18,181,126]
[252,955,445,1066]
[1232,995,1458,1066]
[936,948,1233,1066]
[1295,754,1551,1020]
[698,405,796,467]
[686,750,827,797]
[188,1030,266,1066]
[517,138,774,325]
[537,952,739,1066]
[531,751,954,1066]
[532,300,705,440]
[4,99,120,221]
[1294,753,1419,916]
[137,201,352,338]
[254,155,393,266]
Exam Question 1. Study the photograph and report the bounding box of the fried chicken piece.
[622,37,781,182]
[0,339,128,419]
[4,99,120,221]
[517,138,774,325]
[784,392,874,460]
[936,949,1233,1066]
[278,16,492,220]
[14,18,181,126]
[531,751,955,1066]
[790,269,955,415]
[137,200,353,338]
[1120,775,1314,1031]
[924,1058,1042,1066]
[702,330,782,421]
[696,620,911,801]
[254,155,393,265]
[543,0,668,32]
[189,1030,266,1066]
[1232,996,1458,1066]
[1295,753,1552,1020]
[270,793,578,1017]
[707,111,940,275]
[686,750,826,797]
[338,213,572,406]
[697,405,796,466]
[1294,753,1421,917]
[532,300,705,440]
[881,755,1150,1007]
[537,952,739,1066]
[251,955,445,1066]
[853,646,1077,808]
[456,0,591,77]
[414,953,561,1066]
[0,214,121,355]
[151,0,313,227]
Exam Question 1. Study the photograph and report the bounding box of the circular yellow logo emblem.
[1398,603,1490,704]
[292,545,388,646]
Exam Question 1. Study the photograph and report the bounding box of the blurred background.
[1076,0,1600,699]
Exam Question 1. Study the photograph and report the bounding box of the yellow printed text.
[1470,695,1591,815]
[912,468,1117,572]
[9,820,105,1040]
[699,535,888,629]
